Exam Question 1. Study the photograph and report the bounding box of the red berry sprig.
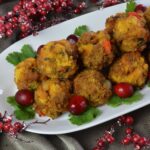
[0,0,127,39]
[0,111,50,139]
[93,115,150,150]
[0,0,87,39]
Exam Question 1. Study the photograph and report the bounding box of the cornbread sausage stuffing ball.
[109,52,148,87]
[14,58,39,90]
[34,79,71,118]
[74,70,112,106]
[37,40,78,79]
[105,13,126,34]
[77,30,115,70]
[113,12,149,52]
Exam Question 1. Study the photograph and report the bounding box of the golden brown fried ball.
[113,12,149,52]
[105,13,126,34]
[37,40,78,79]
[14,58,39,90]
[109,52,148,87]
[77,30,115,70]
[34,79,71,118]
[74,70,112,106]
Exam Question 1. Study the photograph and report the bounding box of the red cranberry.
[6,11,14,18]
[105,134,115,144]
[20,24,30,32]
[121,137,131,145]
[134,144,141,150]
[15,89,34,106]
[114,83,134,98]
[0,122,3,130]
[3,123,12,133]
[125,128,132,135]
[67,0,73,7]
[132,134,141,143]
[40,16,47,22]
[135,4,146,12]
[13,5,21,12]
[97,139,105,147]
[138,137,146,146]
[14,122,24,132]
[68,95,88,115]
[11,17,18,24]
[106,136,115,144]
[74,8,81,14]
[125,116,134,126]
[6,29,13,37]
[67,34,78,44]
[56,7,62,13]
[5,22,13,30]
[30,8,37,15]
[9,126,18,135]
[78,2,86,9]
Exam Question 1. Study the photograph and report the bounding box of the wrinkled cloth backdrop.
[0,1,149,150]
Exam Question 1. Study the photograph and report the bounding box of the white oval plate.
[0,0,150,135]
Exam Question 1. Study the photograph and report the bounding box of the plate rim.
[0,0,150,135]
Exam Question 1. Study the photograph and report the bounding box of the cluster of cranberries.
[93,115,150,150]
[103,0,120,7]
[0,0,86,39]
[0,112,24,136]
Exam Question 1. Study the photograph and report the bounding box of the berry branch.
[0,0,125,39]
[0,111,50,138]
[93,115,150,150]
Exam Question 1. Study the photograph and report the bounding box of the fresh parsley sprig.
[69,107,101,125]
[7,96,35,120]
[74,25,89,36]
[126,0,136,12]
[107,91,143,107]
[6,44,36,66]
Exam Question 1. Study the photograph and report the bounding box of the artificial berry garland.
[0,0,87,39]
[93,115,150,150]
[0,111,50,139]
[0,0,125,39]
[0,111,149,150]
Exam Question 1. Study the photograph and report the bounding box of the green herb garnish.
[147,81,150,87]
[6,44,36,66]
[126,0,136,12]
[107,91,143,107]
[69,107,101,125]
[7,96,35,120]
[74,25,89,36]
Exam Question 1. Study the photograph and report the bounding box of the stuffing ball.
[105,13,126,34]
[37,40,78,79]
[109,52,148,87]
[74,70,112,106]
[77,30,115,70]
[14,58,39,90]
[107,12,149,52]
[34,79,71,118]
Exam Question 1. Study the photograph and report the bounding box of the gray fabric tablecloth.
[0,1,150,150]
